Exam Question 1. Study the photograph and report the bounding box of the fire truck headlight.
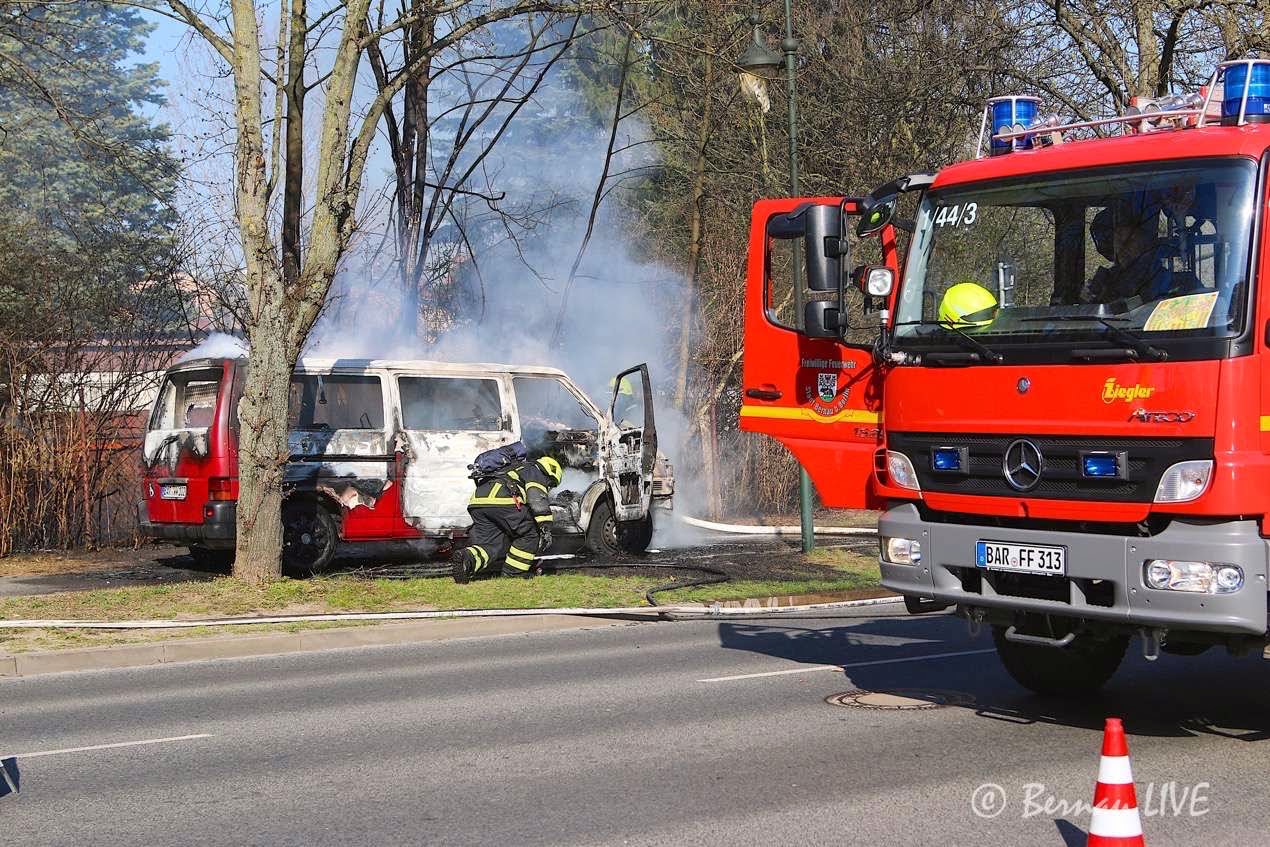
[881,537,922,565]
[1154,460,1212,503]
[885,451,920,491]
[1144,560,1243,594]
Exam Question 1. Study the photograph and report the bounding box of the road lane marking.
[698,648,996,682]
[2,733,214,759]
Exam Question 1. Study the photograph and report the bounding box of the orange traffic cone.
[1087,717,1145,846]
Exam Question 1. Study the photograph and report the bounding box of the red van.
[140,356,675,572]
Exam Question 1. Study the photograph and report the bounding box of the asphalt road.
[4,607,1270,845]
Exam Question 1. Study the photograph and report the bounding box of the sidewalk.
[0,590,899,679]
[0,613,647,678]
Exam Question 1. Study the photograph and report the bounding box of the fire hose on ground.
[677,515,877,537]
[0,597,903,630]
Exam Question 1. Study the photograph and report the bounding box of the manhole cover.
[825,688,976,710]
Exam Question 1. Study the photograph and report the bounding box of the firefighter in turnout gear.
[452,454,564,582]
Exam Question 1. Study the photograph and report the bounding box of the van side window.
[400,377,504,431]
[288,374,384,430]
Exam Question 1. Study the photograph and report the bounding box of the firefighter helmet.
[536,455,563,486]
[938,282,998,327]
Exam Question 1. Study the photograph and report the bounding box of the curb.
[0,592,903,679]
[0,614,644,679]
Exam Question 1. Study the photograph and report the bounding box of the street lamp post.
[737,9,816,554]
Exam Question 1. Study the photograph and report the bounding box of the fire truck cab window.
[289,374,384,431]
[768,213,887,348]
[896,159,1256,361]
[400,376,504,432]
[150,369,221,431]
[766,238,801,330]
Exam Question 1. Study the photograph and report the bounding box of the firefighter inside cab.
[452,443,563,582]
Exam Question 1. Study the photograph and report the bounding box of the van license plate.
[976,541,1066,576]
[160,484,187,501]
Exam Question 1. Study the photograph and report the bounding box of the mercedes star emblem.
[1002,439,1044,492]
[1017,377,1030,395]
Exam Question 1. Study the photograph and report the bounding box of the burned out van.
[140,357,674,572]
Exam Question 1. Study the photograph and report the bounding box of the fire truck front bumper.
[879,503,1269,637]
[137,500,237,549]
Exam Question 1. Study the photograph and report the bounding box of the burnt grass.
[0,536,878,598]
[546,537,879,582]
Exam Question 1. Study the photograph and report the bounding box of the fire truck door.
[603,364,656,521]
[739,197,894,510]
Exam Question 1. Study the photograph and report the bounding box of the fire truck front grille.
[947,567,1118,608]
[889,433,1214,503]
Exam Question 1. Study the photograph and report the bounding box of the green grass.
[0,548,882,654]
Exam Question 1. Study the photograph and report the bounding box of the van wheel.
[188,546,234,571]
[282,500,338,576]
[585,499,652,557]
[992,626,1128,696]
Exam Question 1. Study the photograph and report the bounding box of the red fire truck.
[741,59,1270,693]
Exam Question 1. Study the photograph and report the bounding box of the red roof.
[933,123,1270,190]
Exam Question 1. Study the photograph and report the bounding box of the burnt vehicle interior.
[144,365,223,469]
[512,375,603,533]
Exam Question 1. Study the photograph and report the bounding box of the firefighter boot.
[451,548,471,584]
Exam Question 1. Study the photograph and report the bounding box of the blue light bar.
[932,447,964,472]
[1082,452,1121,479]
[1222,60,1270,124]
[988,96,1042,155]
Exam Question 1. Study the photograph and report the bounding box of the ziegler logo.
[1132,410,1197,423]
[1103,378,1155,404]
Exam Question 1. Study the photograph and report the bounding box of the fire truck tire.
[585,499,652,557]
[188,545,234,571]
[282,499,338,576]
[991,626,1128,696]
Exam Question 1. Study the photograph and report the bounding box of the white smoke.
[180,331,248,362]
[304,37,706,546]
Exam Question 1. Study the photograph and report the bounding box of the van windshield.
[895,158,1257,362]
[150,368,221,431]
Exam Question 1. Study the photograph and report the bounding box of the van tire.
[585,499,652,557]
[282,499,338,576]
[992,626,1128,696]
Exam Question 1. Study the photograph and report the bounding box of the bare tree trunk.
[280,0,307,286]
[228,0,288,584]
[234,313,292,584]
[673,51,713,411]
[696,402,722,519]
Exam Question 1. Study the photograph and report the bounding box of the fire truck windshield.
[894,158,1258,362]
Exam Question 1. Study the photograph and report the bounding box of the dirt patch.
[551,538,877,582]
[0,545,185,578]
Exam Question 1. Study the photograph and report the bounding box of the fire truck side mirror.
[803,301,840,339]
[801,204,844,293]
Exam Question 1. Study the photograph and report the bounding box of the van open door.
[739,196,900,509]
[603,364,656,521]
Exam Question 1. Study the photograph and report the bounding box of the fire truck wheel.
[992,625,1128,696]
[282,499,338,576]
[187,545,234,571]
[585,499,652,557]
